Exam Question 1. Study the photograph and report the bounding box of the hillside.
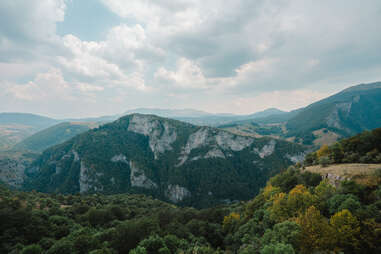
[126,107,286,126]
[220,82,381,146]
[24,114,305,207]
[2,159,380,253]
[14,122,99,153]
[304,127,381,166]
[305,163,381,187]
[0,113,59,150]
[286,82,381,144]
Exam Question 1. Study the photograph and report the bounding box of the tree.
[316,145,330,159]
[260,243,295,254]
[286,185,316,217]
[295,206,335,253]
[21,244,43,254]
[262,221,301,247]
[269,192,289,223]
[330,209,360,252]
[223,212,241,232]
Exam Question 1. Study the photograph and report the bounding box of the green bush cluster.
[305,127,381,166]
[1,164,380,253]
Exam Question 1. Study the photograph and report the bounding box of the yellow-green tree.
[330,209,360,252]
[269,192,289,223]
[287,185,316,217]
[262,185,281,201]
[316,144,330,158]
[223,212,241,232]
[295,206,335,253]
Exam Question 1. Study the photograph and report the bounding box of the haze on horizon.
[1,0,381,118]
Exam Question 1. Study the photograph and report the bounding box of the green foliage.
[23,114,304,208]
[1,150,381,254]
[269,167,321,192]
[286,83,381,145]
[21,244,43,254]
[304,127,381,166]
[260,243,295,254]
[14,122,92,152]
[262,221,301,247]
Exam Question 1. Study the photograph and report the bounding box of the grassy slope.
[305,163,381,186]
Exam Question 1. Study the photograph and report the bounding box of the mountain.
[13,122,99,153]
[286,82,381,144]
[247,108,286,119]
[220,82,381,146]
[0,113,59,150]
[125,108,286,126]
[125,108,214,118]
[24,114,305,207]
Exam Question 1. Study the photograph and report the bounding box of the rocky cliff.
[24,114,305,207]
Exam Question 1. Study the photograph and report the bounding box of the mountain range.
[0,108,287,151]
[0,81,381,207]
[24,114,304,207]
[220,82,381,146]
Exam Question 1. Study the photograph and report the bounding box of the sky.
[0,0,381,118]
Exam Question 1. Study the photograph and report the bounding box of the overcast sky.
[1,0,381,118]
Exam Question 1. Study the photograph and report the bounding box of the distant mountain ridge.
[286,81,381,143]
[14,122,99,152]
[0,113,59,150]
[219,81,381,146]
[24,114,304,207]
[0,108,287,151]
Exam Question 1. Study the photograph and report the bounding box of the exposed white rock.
[215,131,253,151]
[111,154,128,163]
[165,184,191,203]
[204,148,225,159]
[72,150,80,162]
[191,156,202,161]
[177,128,211,166]
[129,161,157,189]
[322,173,347,187]
[128,115,177,159]
[177,128,252,166]
[285,153,305,163]
[79,161,90,193]
[254,140,276,158]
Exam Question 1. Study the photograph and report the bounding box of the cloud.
[0,0,66,61]
[1,0,381,117]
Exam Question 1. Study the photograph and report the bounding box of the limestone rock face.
[285,153,306,163]
[129,161,157,189]
[165,184,191,203]
[79,161,90,193]
[111,154,128,163]
[22,113,304,207]
[254,140,276,158]
[128,114,177,159]
[177,128,253,166]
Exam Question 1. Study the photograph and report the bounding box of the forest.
[1,162,380,253]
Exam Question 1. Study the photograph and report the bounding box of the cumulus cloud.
[1,0,381,117]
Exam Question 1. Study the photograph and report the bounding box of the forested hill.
[14,122,98,153]
[1,159,380,253]
[305,126,381,166]
[285,82,381,144]
[24,114,304,208]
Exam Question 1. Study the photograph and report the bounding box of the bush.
[319,156,331,167]
[21,244,43,254]
[261,243,295,254]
